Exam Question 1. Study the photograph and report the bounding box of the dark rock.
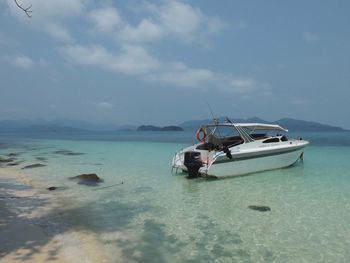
[53,150,84,156]
[47,186,68,191]
[75,162,103,166]
[7,153,20,157]
[69,173,103,186]
[77,181,99,186]
[22,163,46,169]
[0,157,14,163]
[71,173,101,181]
[248,205,271,212]
[7,162,20,166]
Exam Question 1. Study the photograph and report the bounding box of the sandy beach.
[0,167,69,263]
[0,167,111,263]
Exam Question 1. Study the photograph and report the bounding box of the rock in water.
[71,173,100,181]
[7,153,20,157]
[248,205,271,212]
[69,173,103,186]
[53,150,84,156]
[47,186,68,191]
[7,162,20,166]
[22,163,46,169]
[0,157,14,163]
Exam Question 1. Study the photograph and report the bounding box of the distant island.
[178,117,347,132]
[137,125,184,132]
[0,117,347,133]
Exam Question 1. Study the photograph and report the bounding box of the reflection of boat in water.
[172,118,309,178]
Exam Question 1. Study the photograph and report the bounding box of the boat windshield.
[199,125,244,149]
[242,128,285,140]
[205,125,239,139]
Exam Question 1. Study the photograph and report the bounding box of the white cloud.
[88,7,123,33]
[45,23,74,43]
[85,0,225,44]
[4,54,50,69]
[61,43,216,87]
[119,19,164,43]
[303,32,319,43]
[61,44,160,75]
[12,55,34,69]
[114,45,161,74]
[145,62,215,87]
[5,0,84,43]
[228,78,258,93]
[61,43,266,94]
[157,0,202,37]
[154,0,225,43]
[6,0,261,95]
[62,43,214,87]
[96,102,114,109]
[6,0,85,21]
[60,44,112,67]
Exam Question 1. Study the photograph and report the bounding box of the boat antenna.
[206,101,219,124]
[205,101,222,140]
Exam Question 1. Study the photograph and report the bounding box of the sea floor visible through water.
[1,132,350,263]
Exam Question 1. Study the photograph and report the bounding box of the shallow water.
[1,132,350,262]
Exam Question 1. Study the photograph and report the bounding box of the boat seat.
[207,134,244,149]
[207,134,223,149]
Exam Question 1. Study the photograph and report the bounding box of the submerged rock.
[22,163,46,169]
[69,173,103,186]
[53,150,84,156]
[36,157,47,161]
[7,153,20,157]
[47,186,68,191]
[248,205,271,212]
[7,162,21,166]
[0,157,14,163]
[71,173,101,181]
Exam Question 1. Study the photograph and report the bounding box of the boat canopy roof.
[235,123,288,132]
[202,123,288,132]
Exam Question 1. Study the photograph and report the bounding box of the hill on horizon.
[0,117,347,133]
[178,117,346,132]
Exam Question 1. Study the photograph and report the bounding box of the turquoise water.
[1,132,350,262]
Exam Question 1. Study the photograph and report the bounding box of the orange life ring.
[196,128,206,142]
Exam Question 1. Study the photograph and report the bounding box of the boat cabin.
[196,123,288,151]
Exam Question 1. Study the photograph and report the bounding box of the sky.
[0,0,349,128]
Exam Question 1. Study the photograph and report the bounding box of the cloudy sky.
[0,0,349,128]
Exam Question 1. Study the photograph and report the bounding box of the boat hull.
[200,148,304,178]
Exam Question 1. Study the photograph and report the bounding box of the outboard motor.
[184,151,203,179]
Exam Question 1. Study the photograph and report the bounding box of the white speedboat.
[172,118,309,178]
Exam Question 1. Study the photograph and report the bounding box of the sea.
[1,131,350,263]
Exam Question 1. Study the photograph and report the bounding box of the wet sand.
[0,168,111,263]
[0,168,68,263]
